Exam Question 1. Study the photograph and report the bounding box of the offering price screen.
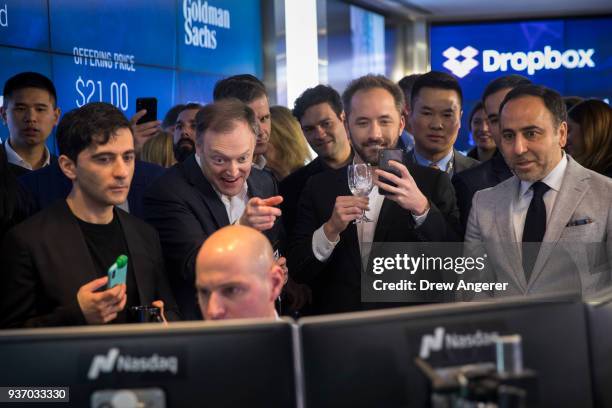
[0,0,263,150]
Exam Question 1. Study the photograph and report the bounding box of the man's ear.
[52,107,61,126]
[268,265,284,302]
[58,154,77,181]
[0,106,7,125]
[398,112,406,135]
[558,121,568,148]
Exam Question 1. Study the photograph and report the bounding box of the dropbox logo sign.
[442,46,479,78]
[442,45,596,77]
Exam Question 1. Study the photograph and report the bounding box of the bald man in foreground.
[195,225,285,320]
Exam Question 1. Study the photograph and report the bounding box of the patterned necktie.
[429,163,440,171]
[521,181,551,282]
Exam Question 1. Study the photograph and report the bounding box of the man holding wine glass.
[288,74,461,315]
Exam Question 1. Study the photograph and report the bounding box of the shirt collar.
[4,138,51,170]
[195,153,249,203]
[519,152,568,197]
[252,154,267,170]
[413,148,453,171]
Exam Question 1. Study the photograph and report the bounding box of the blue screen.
[176,70,223,104]
[325,0,393,95]
[49,0,177,69]
[51,55,176,120]
[0,0,49,50]
[431,16,612,151]
[177,0,262,76]
[0,0,263,152]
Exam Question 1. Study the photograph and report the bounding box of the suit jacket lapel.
[529,158,590,285]
[247,173,264,199]
[182,155,229,228]
[452,148,467,174]
[52,201,98,284]
[335,167,362,272]
[494,178,526,290]
[117,210,149,303]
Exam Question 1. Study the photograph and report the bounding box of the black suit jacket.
[452,150,513,233]
[143,154,283,320]
[19,160,164,219]
[0,201,180,328]
[287,158,461,314]
[280,157,330,236]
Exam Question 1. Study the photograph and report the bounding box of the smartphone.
[378,149,404,195]
[107,255,128,289]
[135,97,158,124]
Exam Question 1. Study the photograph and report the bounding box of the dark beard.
[174,137,196,162]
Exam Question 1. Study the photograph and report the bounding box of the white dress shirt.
[4,139,51,170]
[511,154,568,242]
[413,148,454,174]
[312,186,429,262]
[252,155,267,171]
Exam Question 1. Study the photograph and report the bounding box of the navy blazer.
[19,160,164,219]
[143,154,283,320]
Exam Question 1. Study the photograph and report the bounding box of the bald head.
[195,225,282,320]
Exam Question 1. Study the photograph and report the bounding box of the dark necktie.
[521,181,551,282]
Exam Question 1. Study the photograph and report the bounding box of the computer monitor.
[585,287,612,408]
[0,320,298,407]
[298,294,592,407]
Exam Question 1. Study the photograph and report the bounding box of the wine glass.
[347,163,373,223]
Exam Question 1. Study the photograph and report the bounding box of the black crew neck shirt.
[75,211,140,323]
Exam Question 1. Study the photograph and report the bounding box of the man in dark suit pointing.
[143,99,284,320]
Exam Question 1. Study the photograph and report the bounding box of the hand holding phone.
[374,155,430,215]
[135,97,158,124]
[378,149,404,195]
[77,274,127,324]
[131,97,160,150]
[107,255,128,289]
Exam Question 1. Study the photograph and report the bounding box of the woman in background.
[466,102,496,162]
[140,130,177,168]
[266,106,312,181]
[567,99,612,178]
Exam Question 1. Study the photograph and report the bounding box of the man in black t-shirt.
[0,103,179,328]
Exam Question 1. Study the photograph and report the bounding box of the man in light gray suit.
[464,84,612,298]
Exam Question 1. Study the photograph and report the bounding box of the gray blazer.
[464,156,612,298]
[452,148,480,175]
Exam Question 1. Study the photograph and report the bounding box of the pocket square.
[566,218,593,227]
